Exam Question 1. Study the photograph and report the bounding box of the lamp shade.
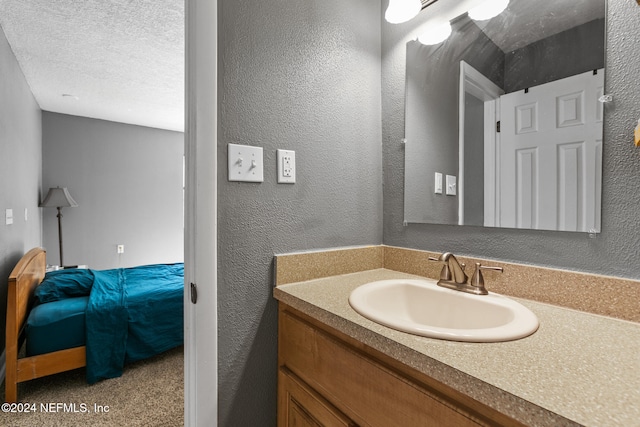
[40,187,78,208]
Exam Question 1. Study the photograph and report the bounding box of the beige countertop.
[274,268,640,427]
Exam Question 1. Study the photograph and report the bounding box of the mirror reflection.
[404,0,605,232]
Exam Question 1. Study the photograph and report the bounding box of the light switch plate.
[446,175,457,196]
[5,208,13,225]
[228,143,264,182]
[277,149,296,184]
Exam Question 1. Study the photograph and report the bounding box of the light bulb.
[385,0,422,24]
[418,22,452,45]
[468,0,509,21]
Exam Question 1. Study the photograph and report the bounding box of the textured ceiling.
[0,0,184,132]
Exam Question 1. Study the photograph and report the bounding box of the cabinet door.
[278,368,356,427]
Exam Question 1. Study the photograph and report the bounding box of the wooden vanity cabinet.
[277,304,526,427]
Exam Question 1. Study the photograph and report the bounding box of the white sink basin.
[349,279,539,342]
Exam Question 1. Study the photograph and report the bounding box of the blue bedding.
[26,297,89,356]
[30,263,183,384]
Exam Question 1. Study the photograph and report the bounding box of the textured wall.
[0,26,42,359]
[383,1,640,280]
[463,94,484,227]
[217,0,382,424]
[504,18,605,93]
[42,113,184,270]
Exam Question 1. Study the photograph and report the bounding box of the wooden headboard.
[6,247,46,345]
[5,247,87,402]
[5,247,46,402]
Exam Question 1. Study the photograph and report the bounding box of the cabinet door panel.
[279,309,483,427]
[278,368,355,427]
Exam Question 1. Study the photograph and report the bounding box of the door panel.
[499,69,603,232]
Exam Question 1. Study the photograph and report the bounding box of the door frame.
[458,61,504,226]
[185,0,218,425]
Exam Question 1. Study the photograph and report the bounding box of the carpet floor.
[1,346,184,426]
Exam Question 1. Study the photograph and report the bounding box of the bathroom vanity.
[274,247,640,427]
[278,302,525,426]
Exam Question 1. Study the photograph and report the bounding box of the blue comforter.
[35,264,184,384]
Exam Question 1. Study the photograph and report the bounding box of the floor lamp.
[40,187,78,267]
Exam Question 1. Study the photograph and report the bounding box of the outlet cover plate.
[277,149,296,184]
[446,175,457,196]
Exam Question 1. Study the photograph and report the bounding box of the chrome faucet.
[429,253,503,295]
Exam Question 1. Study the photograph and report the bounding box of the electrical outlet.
[277,149,296,184]
[434,172,443,194]
[117,244,125,254]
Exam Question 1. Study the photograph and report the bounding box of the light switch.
[434,172,443,194]
[6,209,13,225]
[228,143,264,182]
[446,175,457,196]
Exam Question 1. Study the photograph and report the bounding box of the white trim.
[185,0,218,425]
[484,99,501,227]
[458,61,504,226]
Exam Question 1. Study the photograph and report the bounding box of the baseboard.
[0,349,5,386]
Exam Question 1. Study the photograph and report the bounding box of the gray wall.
[0,26,42,359]
[217,0,382,424]
[42,112,184,270]
[504,18,605,93]
[463,94,484,227]
[383,1,640,280]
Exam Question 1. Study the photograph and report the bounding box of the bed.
[5,247,183,402]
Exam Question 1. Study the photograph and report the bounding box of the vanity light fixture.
[385,0,422,24]
[468,0,509,21]
[411,0,506,45]
[418,21,452,45]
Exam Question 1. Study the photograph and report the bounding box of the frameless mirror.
[404,0,606,232]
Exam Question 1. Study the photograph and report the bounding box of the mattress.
[25,263,183,383]
[26,297,89,356]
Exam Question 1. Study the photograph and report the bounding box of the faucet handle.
[470,263,503,295]
[429,256,452,281]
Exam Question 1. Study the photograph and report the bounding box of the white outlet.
[117,244,125,254]
[434,172,443,194]
[277,149,296,184]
